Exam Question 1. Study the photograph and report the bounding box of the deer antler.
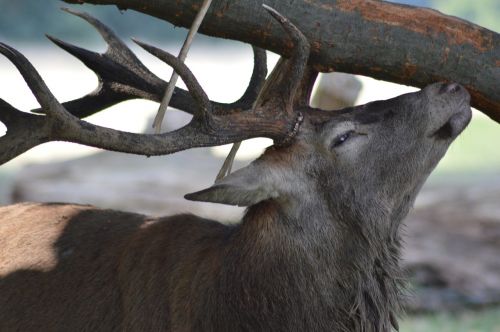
[215,5,317,180]
[0,6,316,166]
[257,5,312,114]
[35,8,268,118]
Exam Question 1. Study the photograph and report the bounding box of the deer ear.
[184,162,278,207]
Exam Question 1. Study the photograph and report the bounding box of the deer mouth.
[431,106,472,140]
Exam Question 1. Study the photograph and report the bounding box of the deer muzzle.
[429,82,472,140]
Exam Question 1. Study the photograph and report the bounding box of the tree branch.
[63,0,500,123]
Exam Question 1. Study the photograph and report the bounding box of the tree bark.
[63,0,500,123]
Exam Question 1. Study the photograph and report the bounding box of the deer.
[0,6,471,332]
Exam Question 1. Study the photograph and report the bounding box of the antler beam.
[63,0,500,124]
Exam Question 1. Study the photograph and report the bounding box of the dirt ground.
[404,176,500,312]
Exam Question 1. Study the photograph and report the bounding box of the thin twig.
[215,141,242,181]
[152,0,213,133]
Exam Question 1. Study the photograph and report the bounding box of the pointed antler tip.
[45,34,58,42]
[60,7,82,16]
[132,39,156,54]
[261,3,308,51]
[0,42,10,49]
[261,4,286,22]
[261,4,274,11]
[0,42,18,58]
[45,34,69,49]
[59,6,113,41]
[44,34,92,59]
[130,37,142,45]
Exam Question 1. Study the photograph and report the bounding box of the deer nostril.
[439,83,461,94]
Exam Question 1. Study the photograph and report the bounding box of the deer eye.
[331,130,355,149]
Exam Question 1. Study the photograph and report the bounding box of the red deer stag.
[0,6,471,332]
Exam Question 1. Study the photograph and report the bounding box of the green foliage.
[401,307,500,332]
[0,0,186,43]
[431,0,500,32]
[433,115,500,174]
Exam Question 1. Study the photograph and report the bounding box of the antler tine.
[293,67,319,108]
[46,34,156,91]
[0,44,60,163]
[0,99,48,163]
[133,39,211,119]
[60,7,137,64]
[226,47,268,112]
[58,8,166,89]
[0,99,27,127]
[0,43,67,118]
[264,5,310,97]
[256,5,311,113]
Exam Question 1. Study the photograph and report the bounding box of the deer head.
[187,82,471,216]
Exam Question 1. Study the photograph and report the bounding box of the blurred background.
[0,0,499,330]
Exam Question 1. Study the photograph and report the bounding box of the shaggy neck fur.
[218,193,405,332]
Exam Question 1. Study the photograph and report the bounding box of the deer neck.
[230,195,403,331]
[236,194,403,265]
